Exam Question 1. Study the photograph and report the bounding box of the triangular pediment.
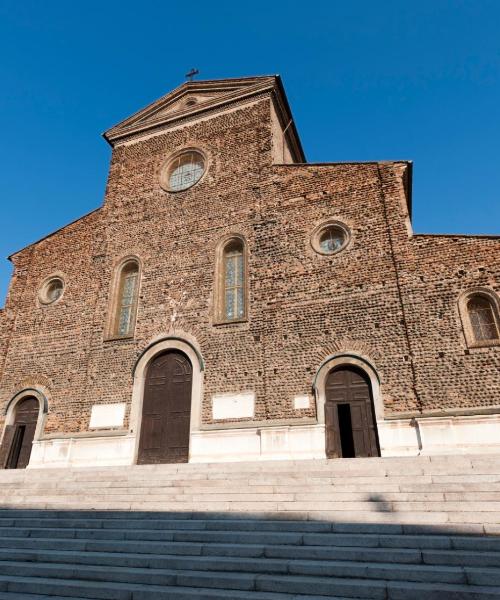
[104,76,278,144]
[138,91,224,122]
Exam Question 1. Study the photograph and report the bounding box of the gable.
[137,91,226,122]
[102,76,305,162]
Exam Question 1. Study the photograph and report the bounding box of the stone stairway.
[0,455,498,598]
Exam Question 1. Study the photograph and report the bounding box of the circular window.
[312,222,350,256]
[161,150,206,192]
[39,277,64,305]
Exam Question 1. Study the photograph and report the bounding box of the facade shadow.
[0,506,498,598]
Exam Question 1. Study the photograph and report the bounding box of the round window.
[39,277,64,305]
[161,150,205,192]
[312,222,350,256]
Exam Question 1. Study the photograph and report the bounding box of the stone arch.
[458,287,500,348]
[0,387,49,468]
[313,353,383,425]
[130,334,204,463]
[105,254,143,340]
[213,232,249,323]
[3,387,49,442]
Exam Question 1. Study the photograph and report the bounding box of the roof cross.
[185,68,199,82]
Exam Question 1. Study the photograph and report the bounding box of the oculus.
[312,221,350,256]
[39,277,64,305]
[161,150,205,192]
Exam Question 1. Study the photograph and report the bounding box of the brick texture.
[0,80,498,439]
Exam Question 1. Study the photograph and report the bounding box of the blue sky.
[0,0,499,304]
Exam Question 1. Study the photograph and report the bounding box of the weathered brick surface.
[0,82,498,438]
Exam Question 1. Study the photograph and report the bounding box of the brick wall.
[0,92,498,437]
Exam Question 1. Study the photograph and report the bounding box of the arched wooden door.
[325,366,380,458]
[3,397,39,469]
[138,350,193,464]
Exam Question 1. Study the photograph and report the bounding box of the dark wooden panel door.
[138,351,192,464]
[3,397,38,469]
[325,367,379,458]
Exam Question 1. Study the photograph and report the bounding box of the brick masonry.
[0,76,498,441]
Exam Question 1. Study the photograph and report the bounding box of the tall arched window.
[467,295,499,343]
[110,259,140,338]
[216,236,247,323]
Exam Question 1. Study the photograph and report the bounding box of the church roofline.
[273,160,412,166]
[7,207,102,262]
[274,160,414,218]
[413,232,500,239]
[102,75,306,162]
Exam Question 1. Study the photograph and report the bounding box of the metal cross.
[185,68,199,82]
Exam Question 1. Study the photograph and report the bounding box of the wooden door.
[325,366,379,458]
[3,397,38,469]
[138,351,192,464]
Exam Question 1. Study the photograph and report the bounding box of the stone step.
[1,530,500,567]
[0,542,500,572]
[0,506,494,528]
[6,488,500,502]
[0,575,337,599]
[0,515,491,537]
[0,512,494,535]
[0,545,424,567]
[1,567,499,599]
[0,455,498,597]
[0,503,485,525]
[1,552,497,586]
[0,510,497,533]
[0,594,94,600]
[6,481,500,493]
[0,561,386,597]
[0,513,500,546]
[2,494,500,513]
[0,517,335,532]
[0,509,478,526]
[0,517,499,550]
[0,456,471,474]
[5,462,499,474]
[0,462,497,482]
[3,474,500,492]
[0,521,497,549]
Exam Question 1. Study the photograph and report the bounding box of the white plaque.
[89,403,126,428]
[293,395,310,410]
[212,392,255,420]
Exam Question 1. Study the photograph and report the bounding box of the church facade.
[0,75,499,469]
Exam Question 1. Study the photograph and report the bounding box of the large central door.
[138,351,193,464]
[325,366,380,459]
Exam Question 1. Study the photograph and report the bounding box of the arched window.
[458,289,500,348]
[110,259,140,338]
[216,236,247,323]
[467,295,499,343]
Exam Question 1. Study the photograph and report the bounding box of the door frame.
[130,334,204,464]
[324,366,381,458]
[1,388,48,469]
[313,353,384,428]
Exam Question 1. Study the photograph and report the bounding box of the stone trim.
[457,287,500,349]
[2,387,49,448]
[104,255,142,341]
[313,353,384,423]
[310,218,351,257]
[159,146,209,194]
[213,233,249,325]
[37,272,67,307]
[130,335,205,463]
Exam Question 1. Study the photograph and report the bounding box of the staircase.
[0,455,498,598]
